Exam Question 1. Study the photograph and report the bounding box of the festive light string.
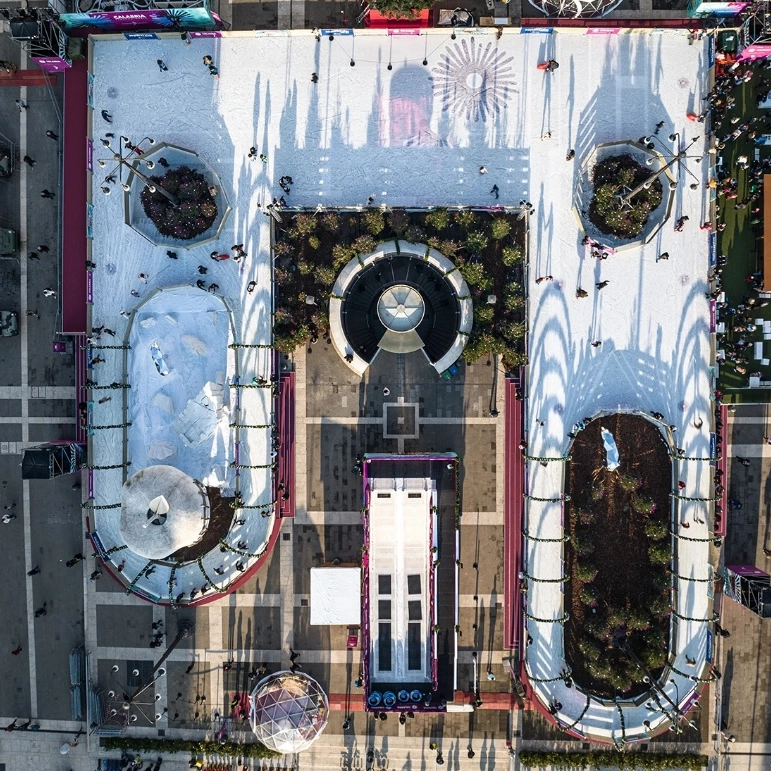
[670,530,721,543]
[229,383,275,390]
[670,571,712,583]
[524,610,570,624]
[669,664,717,684]
[228,343,273,349]
[230,500,275,511]
[671,609,719,623]
[230,462,275,470]
[83,344,131,350]
[522,571,569,584]
[524,494,571,502]
[82,501,121,509]
[86,383,131,390]
[229,423,275,429]
[196,557,227,594]
[90,423,131,430]
[218,539,268,560]
[565,695,592,731]
[87,462,131,470]
[524,455,572,462]
[523,531,570,543]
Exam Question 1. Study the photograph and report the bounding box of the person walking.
[28,251,39,261]
[27,566,40,576]
[34,603,47,617]
[101,110,113,122]
[737,457,751,467]
[311,72,318,83]
[490,184,499,199]
[166,250,177,259]
[25,310,39,318]
[40,189,55,199]
[535,276,553,284]
[576,288,588,298]
[16,98,28,111]
[11,645,22,655]
[37,244,49,253]
[596,280,609,290]
[43,288,56,297]
[157,59,168,71]
[45,130,58,140]
[657,252,669,261]
[23,155,35,167]
[2,513,17,523]
[591,340,602,347]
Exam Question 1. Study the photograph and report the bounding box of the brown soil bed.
[564,413,672,699]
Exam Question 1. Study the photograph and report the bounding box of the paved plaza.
[3,16,771,771]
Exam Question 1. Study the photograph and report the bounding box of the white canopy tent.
[310,567,361,626]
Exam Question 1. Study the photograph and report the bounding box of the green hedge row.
[518,750,708,770]
[101,736,280,759]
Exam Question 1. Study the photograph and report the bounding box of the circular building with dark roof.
[329,241,472,376]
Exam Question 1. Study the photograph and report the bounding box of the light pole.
[98,136,179,206]
[616,134,702,208]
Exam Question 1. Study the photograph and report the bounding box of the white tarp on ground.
[310,567,362,625]
[128,287,233,487]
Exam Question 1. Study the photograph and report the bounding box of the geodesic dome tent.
[249,672,329,754]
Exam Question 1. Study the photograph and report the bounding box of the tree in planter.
[501,245,524,266]
[647,542,671,565]
[588,154,663,239]
[490,218,511,240]
[363,209,386,236]
[618,471,641,492]
[140,166,218,240]
[425,208,450,230]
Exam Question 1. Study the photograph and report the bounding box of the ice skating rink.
[89,27,711,735]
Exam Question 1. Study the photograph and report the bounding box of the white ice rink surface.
[89,27,711,728]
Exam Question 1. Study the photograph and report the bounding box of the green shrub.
[579,585,598,606]
[332,243,356,269]
[363,209,385,236]
[589,154,663,239]
[634,495,656,514]
[650,594,671,616]
[502,349,527,368]
[453,209,478,230]
[490,218,511,240]
[353,235,376,255]
[645,519,668,540]
[518,750,708,770]
[440,239,461,257]
[648,542,671,565]
[501,320,526,342]
[590,483,605,502]
[308,235,320,250]
[273,240,293,258]
[460,261,490,289]
[425,208,450,230]
[293,212,317,237]
[321,211,341,232]
[473,304,495,326]
[577,563,597,582]
[466,230,489,253]
[619,472,640,492]
[404,224,425,243]
[640,644,667,670]
[572,532,595,556]
[388,209,409,235]
[504,294,525,312]
[102,736,279,760]
[577,508,595,526]
[501,245,524,266]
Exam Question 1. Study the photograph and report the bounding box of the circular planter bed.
[140,165,218,240]
[588,154,662,239]
[564,413,671,699]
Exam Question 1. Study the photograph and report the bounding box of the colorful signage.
[32,56,70,73]
[60,7,217,34]
[692,1,747,14]
[739,44,771,62]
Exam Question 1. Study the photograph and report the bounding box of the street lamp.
[98,136,178,206]
[617,134,702,208]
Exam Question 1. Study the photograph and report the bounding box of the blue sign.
[124,32,158,39]
[706,629,714,662]
[521,27,553,33]
[709,232,717,267]
[710,433,717,465]
[321,28,354,36]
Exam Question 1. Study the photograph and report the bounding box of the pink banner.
[739,44,771,62]
[32,56,70,73]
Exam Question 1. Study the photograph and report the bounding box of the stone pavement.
[715,405,771,753]
[0,23,87,738]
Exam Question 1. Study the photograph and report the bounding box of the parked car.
[0,226,17,255]
[0,310,19,336]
